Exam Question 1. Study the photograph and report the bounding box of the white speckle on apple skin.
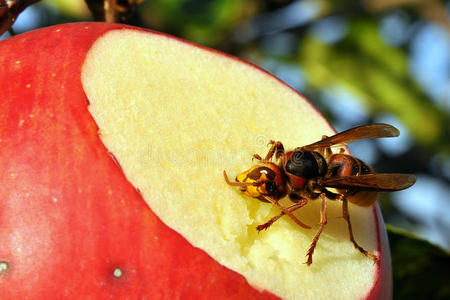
[113,268,123,278]
[0,261,9,273]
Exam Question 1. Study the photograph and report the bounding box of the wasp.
[224,123,416,265]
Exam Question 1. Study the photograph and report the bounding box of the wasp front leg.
[262,196,311,229]
[252,154,263,161]
[256,196,309,231]
[263,141,285,162]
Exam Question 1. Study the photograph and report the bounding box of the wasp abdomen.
[327,154,373,178]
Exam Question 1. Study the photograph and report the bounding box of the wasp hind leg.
[256,197,308,231]
[341,196,378,262]
[305,193,327,266]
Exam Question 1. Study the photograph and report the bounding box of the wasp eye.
[265,180,277,195]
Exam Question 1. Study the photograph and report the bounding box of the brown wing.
[302,123,400,150]
[318,174,416,191]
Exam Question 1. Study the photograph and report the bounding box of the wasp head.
[224,163,286,201]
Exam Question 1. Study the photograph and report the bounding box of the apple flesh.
[0,23,391,299]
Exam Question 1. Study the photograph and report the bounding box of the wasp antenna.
[223,170,233,185]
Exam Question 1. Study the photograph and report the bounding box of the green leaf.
[387,225,450,300]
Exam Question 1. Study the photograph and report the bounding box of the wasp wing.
[318,174,416,191]
[302,123,400,150]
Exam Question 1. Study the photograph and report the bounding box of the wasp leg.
[256,197,308,232]
[341,196,378,262]
[264,141,285,161]
[252,154,263,161]
[262,196,311,229]
[305,193,327,266]
[313,135,333,157]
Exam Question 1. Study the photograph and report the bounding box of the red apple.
[0,23,391,299]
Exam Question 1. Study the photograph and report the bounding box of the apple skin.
[0,23,390,299]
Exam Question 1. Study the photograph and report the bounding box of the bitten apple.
[0,23,391,299]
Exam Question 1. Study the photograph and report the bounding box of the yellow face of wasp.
[235,163,285,199]
[236,167,266,198]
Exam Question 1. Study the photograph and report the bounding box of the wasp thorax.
[285,150,327,179]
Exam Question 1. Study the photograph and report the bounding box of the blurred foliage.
[140,0,256,46]
[388,225,450,300]
[43,0,90,18]
[299,21,446,148]
[1,0,450,297]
